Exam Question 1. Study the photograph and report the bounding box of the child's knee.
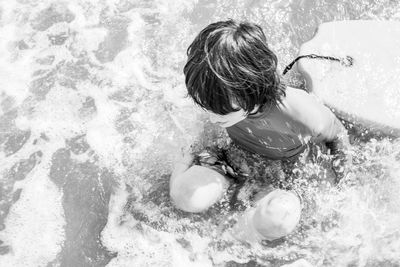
[233,189,301,244]
[170,165,228,213]
[252,189,301,240]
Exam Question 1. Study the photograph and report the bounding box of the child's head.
[184,20,285,119]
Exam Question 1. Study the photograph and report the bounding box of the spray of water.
[1,0,400,266]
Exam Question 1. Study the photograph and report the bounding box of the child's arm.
[284,87,350,181]
[283,87,350,150]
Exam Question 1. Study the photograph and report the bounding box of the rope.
[282,54,354,75]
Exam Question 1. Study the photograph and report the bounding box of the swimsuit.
[227,104,310,160]
[194,144,285,186]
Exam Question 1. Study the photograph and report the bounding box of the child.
[169,147,301,241]
[183,20,349,160]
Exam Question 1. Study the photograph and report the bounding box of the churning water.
[1,0,400,266]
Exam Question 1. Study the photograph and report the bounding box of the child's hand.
[329,140,352,184]
[325,130,350,155]
[331,155,345,183]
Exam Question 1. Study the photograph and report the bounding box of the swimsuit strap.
[282,54,354,75]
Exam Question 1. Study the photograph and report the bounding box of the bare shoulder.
[284,87,320,106]
[280,87,324,116]
[280,87,340,138]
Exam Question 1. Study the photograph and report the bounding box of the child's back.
[227,86,345,159]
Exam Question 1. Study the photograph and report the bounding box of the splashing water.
[1,0,400,266]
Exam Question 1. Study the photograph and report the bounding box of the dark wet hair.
[184,20,286,115]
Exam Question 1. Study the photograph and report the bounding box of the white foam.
[5,0,400,266]
[102,184,213,267]
[81,81,126,172]
[0,151,65,267]
[0,23,32,111]
[15,85,87,137]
